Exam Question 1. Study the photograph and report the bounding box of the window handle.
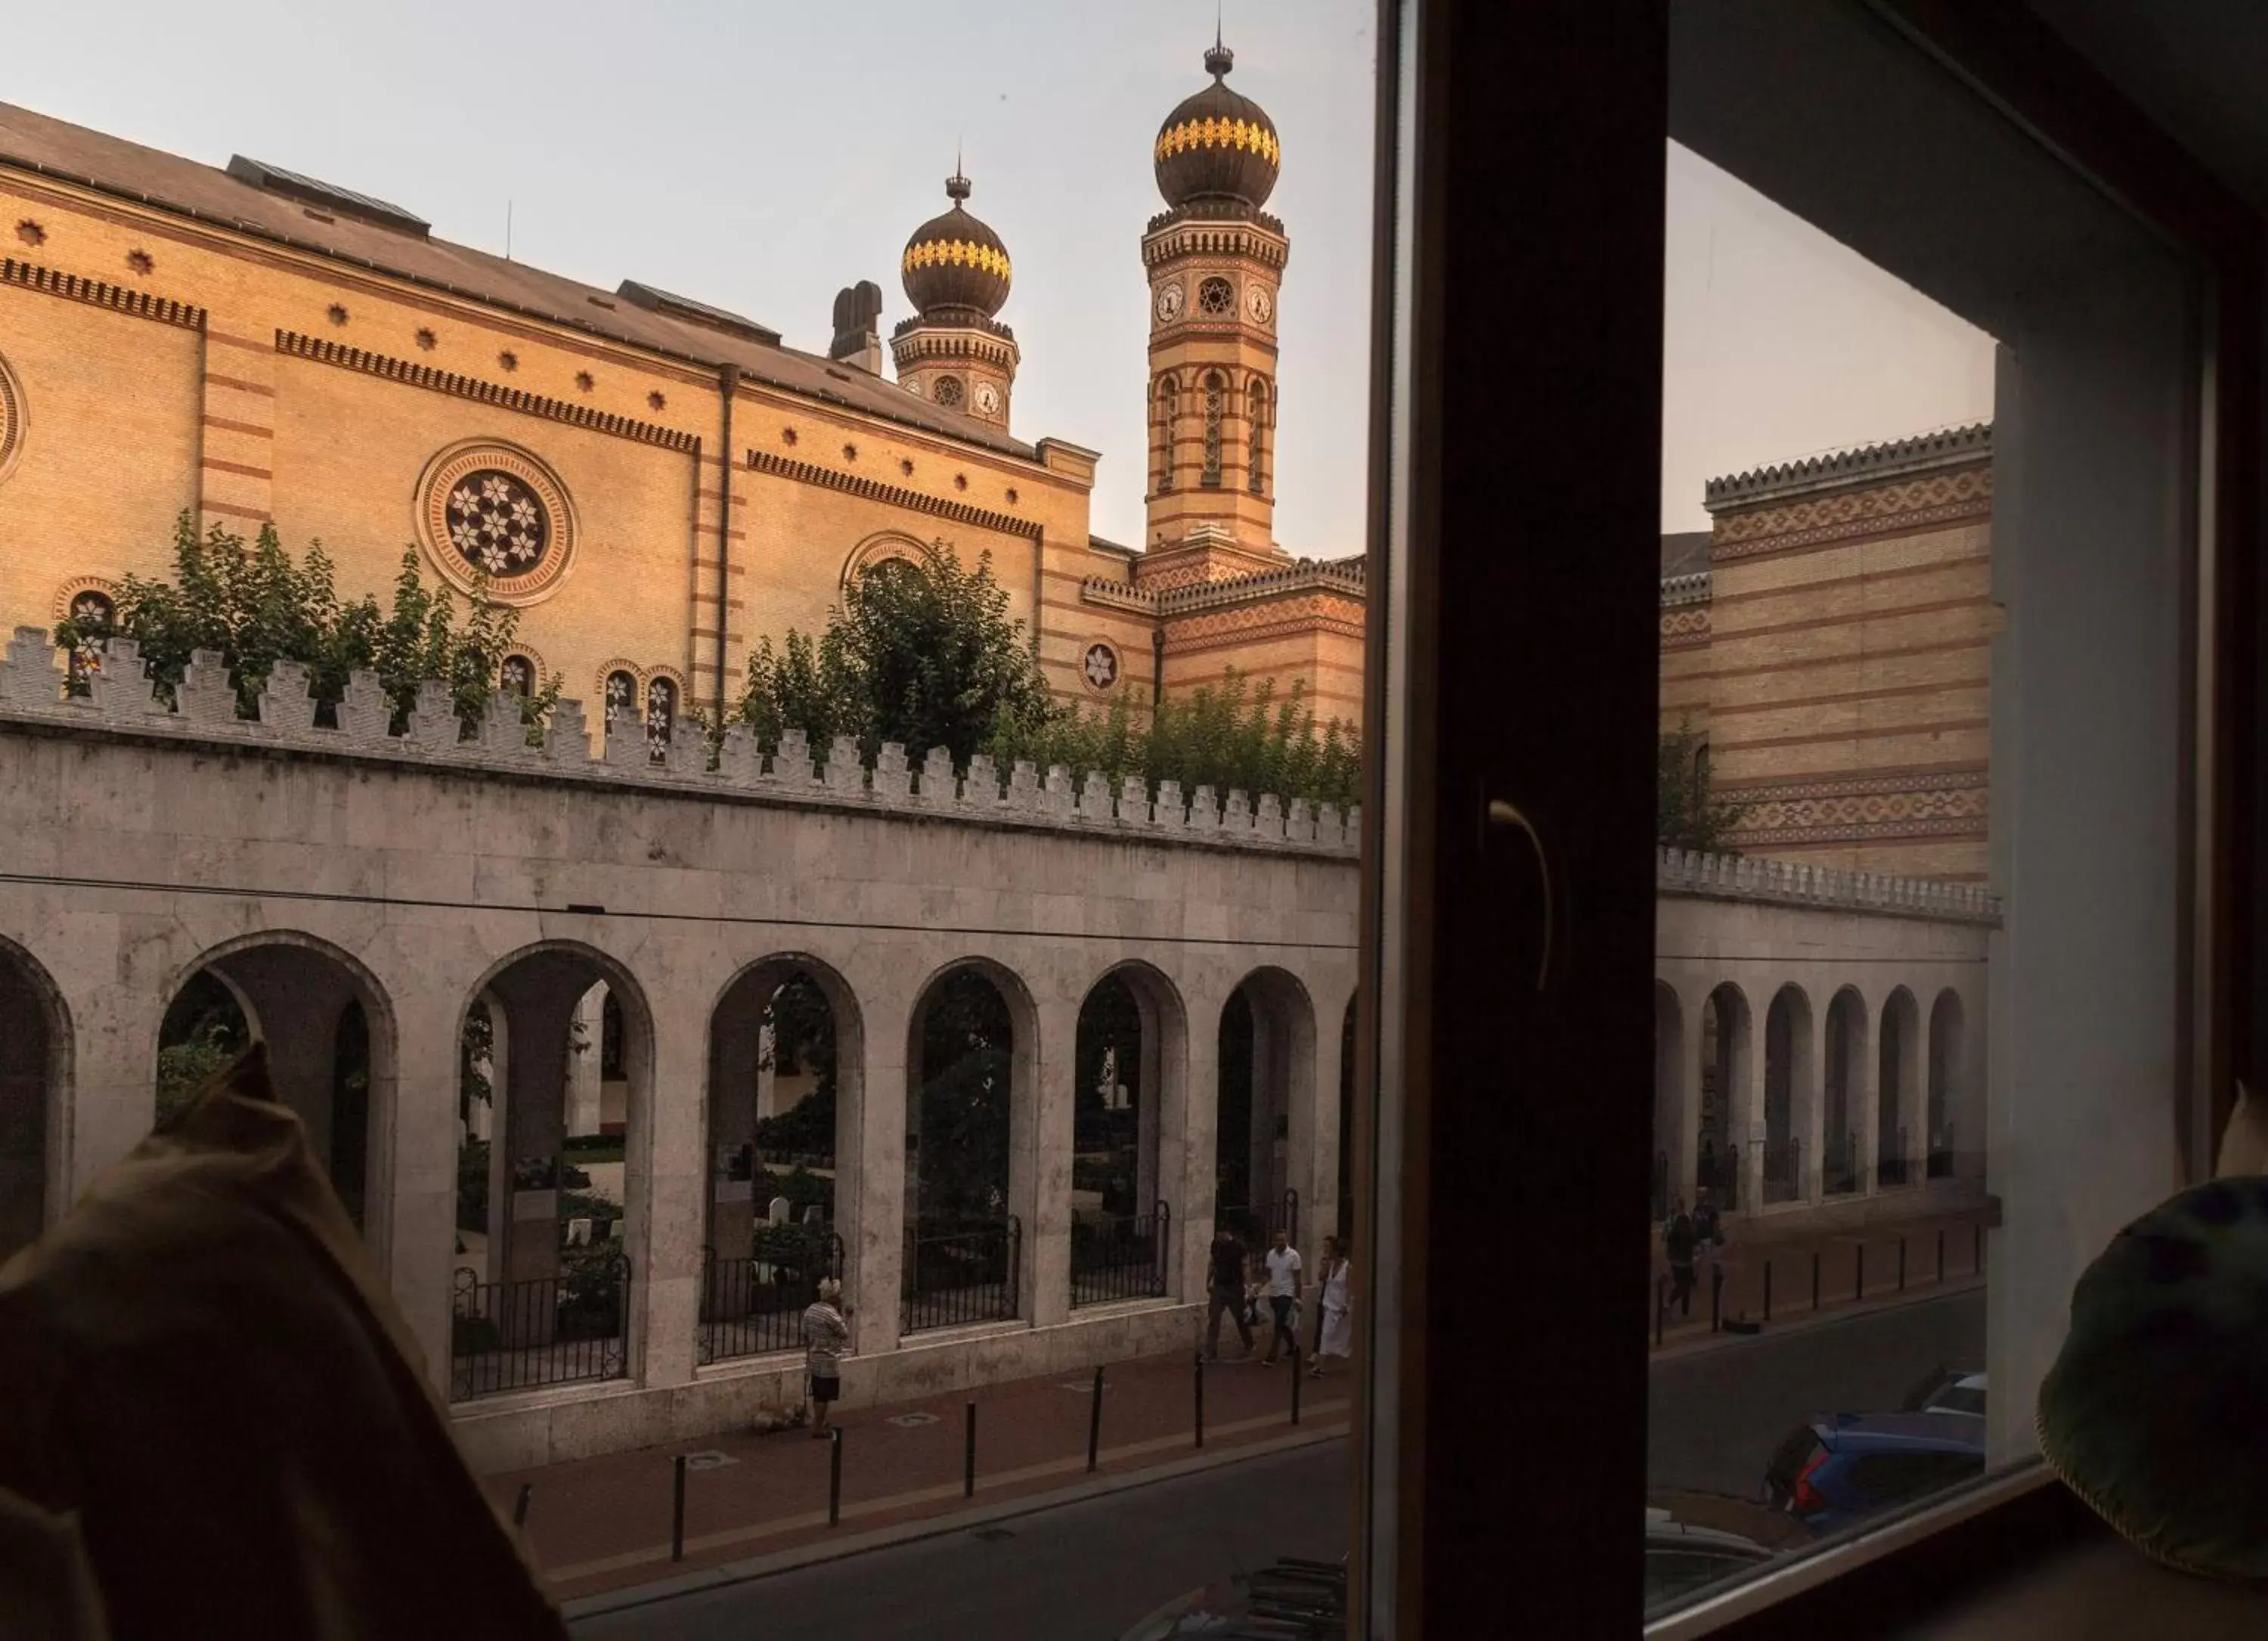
[1484,798,1554,992]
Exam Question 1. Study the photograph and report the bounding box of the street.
[569,1441,1352,1641]
[569,1290,1984,1638]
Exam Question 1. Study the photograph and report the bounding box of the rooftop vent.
[616,281,780,347]
[225,156,429,237]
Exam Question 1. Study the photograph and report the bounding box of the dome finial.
[946,147,971,204]
[1207,3,1232,78]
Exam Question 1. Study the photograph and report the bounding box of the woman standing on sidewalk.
[803,1278,851,1438]
[1309,1237,1353,1379]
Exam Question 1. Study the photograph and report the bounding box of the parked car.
[1765,1412,1986,1533]
[1901,1365,1987,1418]
[1117,1558,1346,1639]
[1644,1506,1774,1608]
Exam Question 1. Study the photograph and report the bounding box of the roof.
[1705,423,1993,511]
[1660,530,1711,579]
[0,100,1042,464]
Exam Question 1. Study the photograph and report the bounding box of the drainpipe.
[714,364,738,724]
[1032,531,1044,661]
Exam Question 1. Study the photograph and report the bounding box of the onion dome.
[1154,41,1281,211]
[900,169,1012,321]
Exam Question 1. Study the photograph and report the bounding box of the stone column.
[1860,1008,1884,1198]
[1024,984,1080,1329]
[209,944,355,1174]
[1801,992,1827,1205]
[64,918,175,1199]
[633,985,708,1391]
[1303,982,1349,1259]
[1145,980,1190,1301]
[567,983,606,1138]
[486,956,581,1289]
[1684,990,1712,1205]
[1176,975,1233,1302]
[1729,1007,1765,1218]
[384,964,469,1396]
[844,977,909,1357]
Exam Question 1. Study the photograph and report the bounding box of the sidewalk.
[484,1340,1349,1605]
[1648,1205,1988,1351]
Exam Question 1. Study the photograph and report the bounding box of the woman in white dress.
[1309,1236,1353,1378]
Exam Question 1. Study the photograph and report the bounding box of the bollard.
[1856,1243,1866,1301]
[1710,1262,1724,1334]
[1811,1252,1820,1314]
[965,1401,977,1500]
[512,1482,532,1531]
[671,1454,686,1563]
[828,1428,843,1527]
[1763,1259,1773,1323]
[1194,1352,1207,1449]
[1898,1236,1907,1293]
[1938,1228,1946,1283]
[1088,1366,1105,1474]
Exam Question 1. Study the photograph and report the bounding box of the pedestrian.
[1204,1223,1254,1361]
[1692,1186,1722,1252]
[802,1277,851,1437]
[1663,1194,1697,1317]
[1309,1236,1352,1379]
[1260,1225,1303,1366]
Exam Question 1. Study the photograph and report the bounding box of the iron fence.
[450,1255,630,1401]
[696,1231,845,1364]
[1823,1131,1862,1196]
[1761,1136,1802,1205]
[1696,1140,1739,1212]
[901,1217,1021,1333]
[1215,1187,1298,1250]
[1070,1203,1170,1307]
[1877,1127,1910,1188]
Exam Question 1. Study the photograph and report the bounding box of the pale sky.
[6,2,1991,549]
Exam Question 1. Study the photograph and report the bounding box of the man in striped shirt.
[803,1278,852,1438]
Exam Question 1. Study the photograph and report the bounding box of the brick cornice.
[1712,467,1992,563]
[744,448,1037,538]
[275,330,698,451]
[1,254,203,330]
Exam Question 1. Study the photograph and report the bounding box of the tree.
[915,969,1015,1229]
[1658,716,1750,853]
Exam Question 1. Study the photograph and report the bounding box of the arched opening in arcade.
[155,936,391,1236]
[1878,987,1921,1187]
[451,945,649,1400]
[1929,990,1966,1179]
[1697,985,1747,1213]
[1653,982,1683,1220]
[1069,964,1185,1308]
[906,962,1030,1332]
[1215,967,1315,1250]
[700,958,858,1363]
[1762,985,1813,1205]
[1823,988,1869,1196]
[0,939,67,1266]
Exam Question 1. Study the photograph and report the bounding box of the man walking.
[1205,1224,1253,1361]
[1260,1226,1303,1366]
[1663,1194,1698,1317]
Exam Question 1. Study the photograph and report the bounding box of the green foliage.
[460,998,494,1122]
[153,969,249,1128]
[155,1038,236,1128]
[915,968,1014,1228]
[54,512,561,738]
[457,1139,491,1234]
[1657,715,1750,854]
[733,550,1362,808]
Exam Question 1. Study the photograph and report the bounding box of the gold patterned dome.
[901,169,1012,321]
[1154,42,1280,211]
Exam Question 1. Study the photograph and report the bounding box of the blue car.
[1764,1411,1985,1533]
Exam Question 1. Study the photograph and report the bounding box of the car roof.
[1815,1411,1986,1453]
[1644,1513,1771,1557]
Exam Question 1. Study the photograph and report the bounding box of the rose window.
[444,470,550,578]
[1198,276,1235,316]
[500,656,533,696]
[1083,644,1119,690]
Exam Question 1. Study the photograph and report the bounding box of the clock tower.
[1142,39,1287,569]
[894,167,1018,429]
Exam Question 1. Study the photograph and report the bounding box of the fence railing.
[902,1217,1022,1334]
[697,1233,845,1365]
[1761,1137,1802,1205]
[1215,1188,1298,1250]
[1877,1128,1911,1189]
[1070,1204,1170,1307]
[1823,1132,1862,1197]
[451,1256,631,1401]
[1696,1141,1739,1213]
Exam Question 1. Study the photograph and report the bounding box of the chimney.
[828,280,885,374]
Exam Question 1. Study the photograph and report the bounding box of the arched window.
[1156,377,1178,495]
[66,590,114,695]
[603,669,637,726]
[499,655,534,697]
[646,676,677,762]
[1202,371,1225,486]
[1246,377,1269,495]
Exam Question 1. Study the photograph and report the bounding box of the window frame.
[1352,0,2260,1635]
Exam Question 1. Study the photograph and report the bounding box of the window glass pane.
[1651,2,2200,1617]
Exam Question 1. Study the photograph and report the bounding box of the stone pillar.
[1144,981,1189,1301]
[1801,993,1827,1205]
[386,966,468,1396]
[567,983,606,1138]
[844,977,908,1357]
[1300,982,1346,1259]
[1176,976,1232,1302]
[633,985,707,1391]
[1024,985,1080,1328]
[487,957,581,1288]
[67,926,174,1199]
[1860,1009,1883,1197]
[209,944,355,1174]
[1683,990,1711,1205]
[1729,1007,1765,1218]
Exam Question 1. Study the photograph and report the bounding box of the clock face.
[975,380,1001,415]
[1246,283,1275,324]
[1154,281,1185,322]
